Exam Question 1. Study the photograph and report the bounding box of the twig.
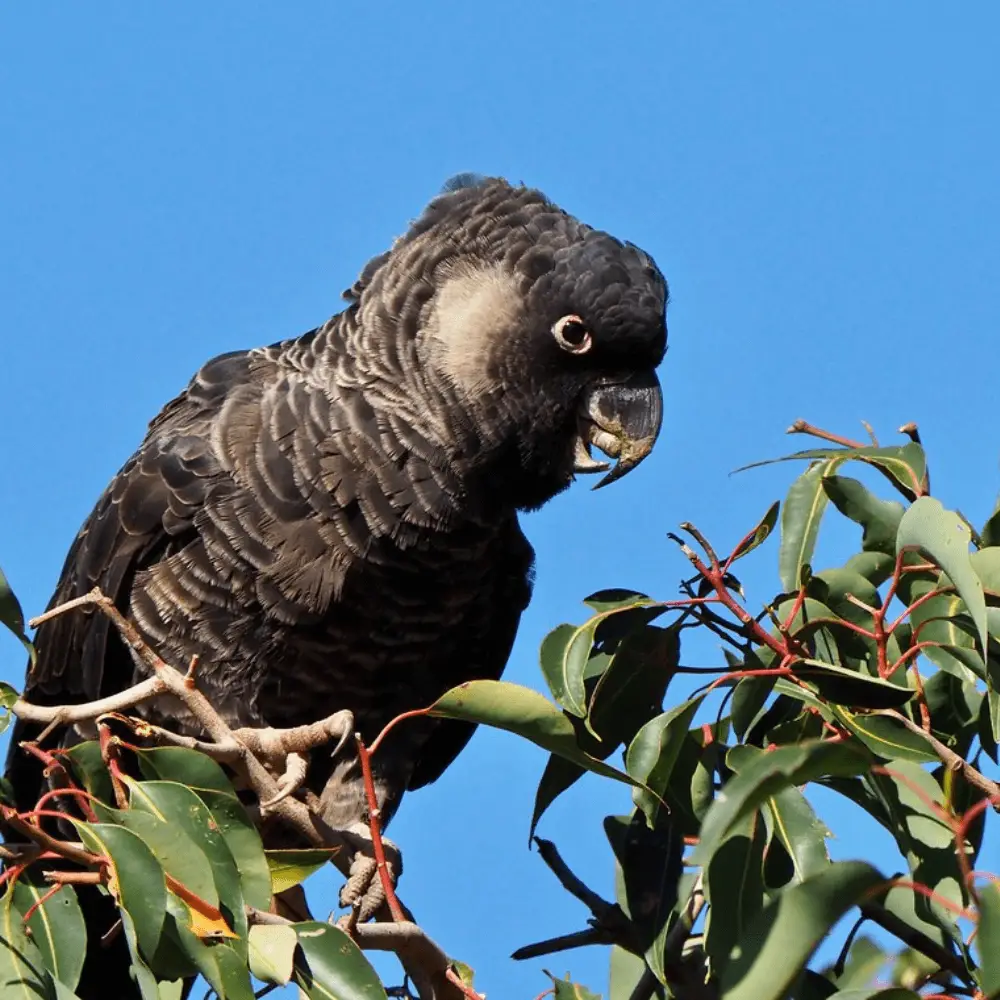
[510,928,611,960]
[513,838,637,959]
[0,809,100,867]
[786,419,866,450]
[881,710,1000,803]
[134,724,243,761]
[533,837,617,921]
[664,875,705,965]
[12,675,165,725]
[860,901,972,985]
[627,969,665,1000]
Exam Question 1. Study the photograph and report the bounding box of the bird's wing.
[406,516,534,790]
[6,351,249,807]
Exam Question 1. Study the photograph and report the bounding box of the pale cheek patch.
[424,265,524,398]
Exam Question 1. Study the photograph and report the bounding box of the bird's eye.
[552,315,592,355]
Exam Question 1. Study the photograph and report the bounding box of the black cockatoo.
[5,175,668,996]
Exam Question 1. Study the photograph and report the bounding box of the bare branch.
[13,675,165,726]
[882,709,1000,803]
[246,908,467,1000]
[533,837,618,921]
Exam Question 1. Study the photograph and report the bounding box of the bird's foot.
[337,822,402,923]
[259,751,308,810]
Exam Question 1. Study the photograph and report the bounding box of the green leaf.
[292,921,388,999]
[823,476,905,555]
[531,624,677,837]
[764,786,830,882]
[135,746,236,793]
[795,660,913,710]
[539,603,663,720]
[530,755,587,841]
[196,791,273,912]
[905,578,983,685]
[0,683,18,737]
[248,923,298,987]
[583,589,652,612]
[605,811,683,983]
[982,690,1000,763]
[0,564,35,667]
[119,907,162,1000]
[869,761,966,939]
[740,444,926,501]
[0,885,53,1000]
[843,551,896,585]
[730,501,781,562]
[266,849,338,894]
[91,800,219,909]
[780,460,840,591]
[585,625,677,742]
[692,742,870,868]
[982,507,1000,549]
[11,880,86,992]
[626,695,705,826]
[731,674,777,741]
[719,862,885,1000]
[162,895,252,1000]
[63,741,116,805]
[830,710,938,764]
[549,973,602,999]
[136,749,272,910]
[73,821,167,958]
[826,935,890,989]
[976,880,1000,997]
[704,812,767,972]
[428,680,652,791]
[897,496,988,660]
[540,623,591,719]
[125,778,248,945]
[609,946,647,1000]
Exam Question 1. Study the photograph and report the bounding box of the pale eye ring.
[552,314,592,354]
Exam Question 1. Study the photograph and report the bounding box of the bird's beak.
[573,370,663,489]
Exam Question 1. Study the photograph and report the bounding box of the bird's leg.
[338,821,403,923]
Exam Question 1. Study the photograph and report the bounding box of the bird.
[4,174,668,997]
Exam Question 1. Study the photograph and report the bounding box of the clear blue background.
[3,4,1000,996]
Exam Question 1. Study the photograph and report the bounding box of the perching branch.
[246,907,473,1000]
[19,589,355,865]
[11,587,455,999]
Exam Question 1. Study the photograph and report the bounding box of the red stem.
[20,884,64,924]
[98,723,129,809]
[33,787,99,823]
[444,967,486,1000]
[368,708,432,757]
[354,733,406,922]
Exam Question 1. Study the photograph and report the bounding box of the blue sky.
[3,3,1000,996]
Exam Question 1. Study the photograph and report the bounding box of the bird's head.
[349,175,668,511]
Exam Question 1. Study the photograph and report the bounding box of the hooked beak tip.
[576,370,663,489]
[591,434,658,489]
